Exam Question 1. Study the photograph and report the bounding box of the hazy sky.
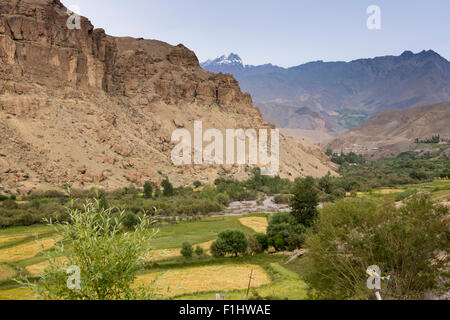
[61,0,450,67]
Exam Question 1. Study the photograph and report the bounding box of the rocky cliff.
[0,0,335,194]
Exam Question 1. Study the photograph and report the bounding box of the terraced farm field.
[136,264,270,297]
[350,179,450,203]
[238,217,268,233]
[0,214,307,300]
[1,181,445,300]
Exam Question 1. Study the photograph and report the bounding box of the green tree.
[210,230,248,257]
[290,177,319,227]
[210,239,227,258]
[318,174,333,194]
[162,178,174,197]
[143,181,153,199]
[301,196,449,300]
[254,233,269,251]
[268,234,285,251]
[20,199,156,300]
[248,233,268,254]
[180,242,193,259]
[195,246,204,256]
[122,211,140,231]
[267,212,306,251]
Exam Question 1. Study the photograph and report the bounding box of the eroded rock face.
[0,0,335,192]
[0,0,114,89]
[0,0,252,108]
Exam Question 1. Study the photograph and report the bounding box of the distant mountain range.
[326,102,450,160]
[201,51,450,143]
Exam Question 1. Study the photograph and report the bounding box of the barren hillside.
[326,102,450,159]
[0,0,335,194]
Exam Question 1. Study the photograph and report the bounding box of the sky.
[61,0,450,68]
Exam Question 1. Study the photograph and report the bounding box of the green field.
[0,180,447,300]
[0,214,309,300]
[149,216,256,250]
[352,179,450,202]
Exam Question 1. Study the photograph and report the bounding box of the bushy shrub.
[410,170,428,180]
[226,182,257,201]
[440,169,450,179]
[0,208,15,218]
[195,246,204,256]
[254,233,269,251]
[274,194,293,204]
[267,212,306,251]
[332,187,346,199]
[210,239,228,258]
[248,236,263,254]
[268,234,285,251]
[2,199,18,210]
[301,196,449,300]
[16,213,36,226]
[19,200,156,300]
[248,233,269,254]
[0,216,12,228]
[210,230,248,257]
[122,211,140,231]
[215,193,230,206]
[181,242,193,259]
[193,181,202,188]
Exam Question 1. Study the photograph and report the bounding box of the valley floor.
[0,179,448,300]
[0,214,308,300]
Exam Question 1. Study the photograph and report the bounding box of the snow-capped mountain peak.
[201,53,244,68]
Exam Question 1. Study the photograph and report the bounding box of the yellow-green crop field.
[2,180,445,300]
[348,179,450,202]
[0,214,308,300]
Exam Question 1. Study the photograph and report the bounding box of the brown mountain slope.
[0,0,335,194]
[326,102,450,159]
